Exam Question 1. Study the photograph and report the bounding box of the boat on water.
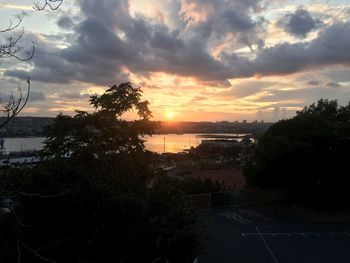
[0,155,41,167]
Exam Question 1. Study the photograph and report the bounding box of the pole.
[0,137,4,156]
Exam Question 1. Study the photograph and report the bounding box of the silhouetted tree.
[0,83,202,262]
[244,99,350,207]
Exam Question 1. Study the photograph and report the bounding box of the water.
[144,134,201,153]
[2,134,244,154]
[3,137,46,153]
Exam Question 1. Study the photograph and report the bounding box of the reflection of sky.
[3,134,244,154]
[144,134,201,154]
[3,137,45,153]
[144,134,245,153]
[3,135,201,153]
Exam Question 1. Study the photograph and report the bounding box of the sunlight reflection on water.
[3,134,244,154]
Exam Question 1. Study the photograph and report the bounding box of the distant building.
[201,139,244,148]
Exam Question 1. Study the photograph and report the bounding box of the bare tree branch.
[17,241,21,263]
[0,14,24,33]
[33,0,63,11]
[15,190,67,198]
[18,241,58,263]
[8,207,31,228]
[0,78,31,130]
[15,191,41,197]
[0,1,63,130]
[35,238,72,253]
[0,13,35,61]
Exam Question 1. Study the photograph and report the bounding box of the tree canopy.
[244,99,350,206]
[0,83,202,262]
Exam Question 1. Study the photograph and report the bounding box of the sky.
[1,0,350,122]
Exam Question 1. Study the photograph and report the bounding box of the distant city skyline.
[1,0,350,121]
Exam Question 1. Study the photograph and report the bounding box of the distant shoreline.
[1,117,273,138]
[2,133,248,139]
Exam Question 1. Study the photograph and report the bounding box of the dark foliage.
[0,83,202,262]
[170,176,226,195]
[244,99,350,207]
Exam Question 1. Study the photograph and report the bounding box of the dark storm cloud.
[185,0,266,49]
[5,26,130,86]
[278,8,322,38]
[307,80,321,86]
[29,91,46,102]
[326,81,341,88]
[57,15,74,30]
[306,80,341,88]
[4,0,266,85]
[4,0,350,87]
[0,90,46,102]
[256,87,341,103]
[222,9,255,32]
[6,0,237,84]
[240,22,350,78]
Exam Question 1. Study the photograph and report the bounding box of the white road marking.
[255,226,279,263]
[239,209,273,221]
[241,232,350,237]
[221,212,251,224]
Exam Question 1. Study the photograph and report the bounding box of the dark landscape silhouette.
[2,1,350,262]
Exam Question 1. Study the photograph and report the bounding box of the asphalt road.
[198,204,350,263]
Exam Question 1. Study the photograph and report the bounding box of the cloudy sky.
[1,0,350,121]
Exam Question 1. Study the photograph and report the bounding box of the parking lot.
[199,204,350,263]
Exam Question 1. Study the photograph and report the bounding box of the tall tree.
[244,99,350,206]
[1,83,202,263]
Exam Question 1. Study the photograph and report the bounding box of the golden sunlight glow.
[0,3,33,10]
[22,107,40,113]
[165,111,175,120]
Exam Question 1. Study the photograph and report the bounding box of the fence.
[191,188,287,209]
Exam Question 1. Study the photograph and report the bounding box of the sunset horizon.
[1,0,350,122]
[2,1,350,262]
